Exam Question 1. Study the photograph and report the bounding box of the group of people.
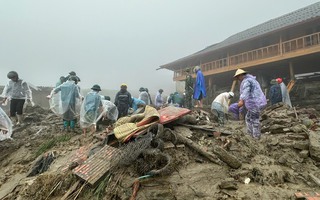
[269,78,292,107]
[0,67,293,140]
[210,68,293,140]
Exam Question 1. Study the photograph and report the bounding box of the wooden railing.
[174,32,320,79]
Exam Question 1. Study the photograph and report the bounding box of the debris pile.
[1,103,320,200]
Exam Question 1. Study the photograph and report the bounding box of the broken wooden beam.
[213,146,242,169]
[171,129,221,165]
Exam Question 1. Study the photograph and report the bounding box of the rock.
[269,124,286,131]
[269,138,279,146]
[299,150,309,159]
[302,118,314,128]
[291,124,307,133]
[278,155,287,165]
[309,131,320,161]
[219,181,238,190]
[293,141,309,150]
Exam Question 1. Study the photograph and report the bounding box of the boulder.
[309,131,320,161]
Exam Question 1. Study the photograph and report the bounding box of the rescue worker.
[211,92,234,126]
[80,84,102,135]
[276,78,292,108]
[53,76,81,132]
[114,84,132,119]
[138,87,150,105]
[193,66,206,108]
[2,71,33,125]
[228,103,246,120]
[155,89,164,109]
[234,69,267,139]
[184,68,193,109]
[269,79,282,105]
[65,71,81,83]
[132,97,146,111]
[169,92,184,107]
[56,76,66,87]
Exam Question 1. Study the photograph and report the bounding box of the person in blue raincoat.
[193,66,206,108]
[80,84,103,135]
[132,97,146,111]
[53,76,81,132]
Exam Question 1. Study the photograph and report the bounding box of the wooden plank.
[73,145,120,185]
[61,180,80,200]
[228,80,237,105]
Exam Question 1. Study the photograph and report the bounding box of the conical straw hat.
[233,69,247,78]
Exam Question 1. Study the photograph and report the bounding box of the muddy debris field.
[0,103,320,200]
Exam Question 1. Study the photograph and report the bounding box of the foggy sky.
[0,0,318,96]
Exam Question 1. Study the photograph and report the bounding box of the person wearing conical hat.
[234,69,266,139]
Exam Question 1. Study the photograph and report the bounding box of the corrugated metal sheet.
[158,106,191,124]
[73,145,120,185]
[160,2,320,70]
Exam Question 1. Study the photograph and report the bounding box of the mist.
[0,0,318,97]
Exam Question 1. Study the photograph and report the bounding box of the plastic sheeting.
[80,91,102,128]
[100,100,118,121]
[80,97,119,128]
[49,81,81,120]
[0,107,12,141]
[2,79,33,100]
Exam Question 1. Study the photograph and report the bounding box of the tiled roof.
[160,2,320,70]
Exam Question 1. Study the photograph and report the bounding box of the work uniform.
[185,74,193,109]
[115,90,132,119]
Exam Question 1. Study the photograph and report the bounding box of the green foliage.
[34,134,71,157]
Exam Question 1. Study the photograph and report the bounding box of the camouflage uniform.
[184,72,193,109]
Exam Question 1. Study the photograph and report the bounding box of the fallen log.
[172,129,221,165]
[177,123,232,136]
[166,128,241,168]
[213,146,242,169]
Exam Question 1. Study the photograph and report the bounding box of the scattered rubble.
[0,102,320,200]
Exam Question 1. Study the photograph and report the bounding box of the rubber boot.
[16,114,23,125]
[63,120,70,132]
[70,120,76,133]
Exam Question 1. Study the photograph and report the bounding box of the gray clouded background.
[0,0,318,95]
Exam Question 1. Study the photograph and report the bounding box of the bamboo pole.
[228,80,237,105]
